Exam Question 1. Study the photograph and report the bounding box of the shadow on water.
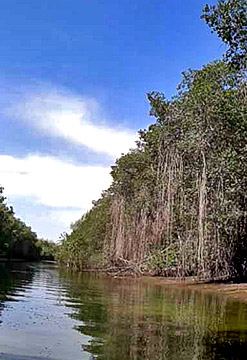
[0,261,35,307]
[203,332,247,360]
[58,269,247,360]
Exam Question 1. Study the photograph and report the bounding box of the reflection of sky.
[0,0,224,240]
[0,265,91,360]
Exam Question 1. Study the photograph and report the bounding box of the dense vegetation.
[0,187,56,260]
[57,0,247,280]
[0,186,39,260]
[202,0,247,69]
[36,239,57,261]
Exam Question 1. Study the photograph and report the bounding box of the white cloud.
[50,209,84,228]
[0,154,112,209]
[6,87,137,158]
[0,83,139,239]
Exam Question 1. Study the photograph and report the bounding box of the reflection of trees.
[59,270,247,360]
[0,262,35,323]
[203,332,247,360]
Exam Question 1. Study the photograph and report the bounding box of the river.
[0,262,247,359]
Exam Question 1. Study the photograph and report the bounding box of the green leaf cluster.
[56,192,111,269]
[202,0,247,70]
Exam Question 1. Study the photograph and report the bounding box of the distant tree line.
[36,238,57,260]
[0,186,56,261]
[57,0,247,280]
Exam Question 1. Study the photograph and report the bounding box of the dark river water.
[1,262,247,360]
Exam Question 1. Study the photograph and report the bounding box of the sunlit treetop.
[202,0,247,70]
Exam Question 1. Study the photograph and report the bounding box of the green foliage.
[111,148,156,209]
[58,3,247,279]
[0,186,39,260]
[56,193,111,269]
[36,239,57,260]
[202,0,247,69]
[145,247,176,272]
[0,186,13,254]
[58,61,247,278]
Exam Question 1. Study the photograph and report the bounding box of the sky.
[0,0,223,241]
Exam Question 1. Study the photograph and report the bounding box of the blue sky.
[0,0,223,240]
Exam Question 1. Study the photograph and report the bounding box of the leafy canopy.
[202,0,247,69]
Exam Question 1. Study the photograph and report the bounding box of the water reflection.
[1,263,247,359]
[58,270,247,360]
[0,262,34,305]
[0,263,91,360]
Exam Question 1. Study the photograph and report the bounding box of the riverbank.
[0,257,28,262]
[0,258,56,263]
[61,262,247,303]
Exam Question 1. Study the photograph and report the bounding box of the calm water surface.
[0,262,247,360]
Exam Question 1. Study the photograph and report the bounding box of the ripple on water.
[1,262,247,359]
